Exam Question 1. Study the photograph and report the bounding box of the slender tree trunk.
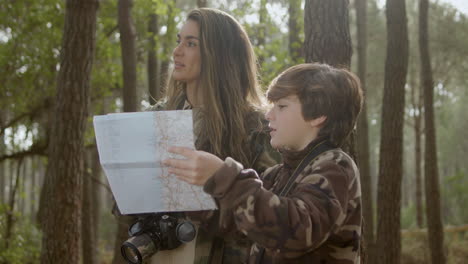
[82,150,98,264]
[419,0,446,263]
[148,13,160,104]
[376,0,409,263]
[3,159,22,253]
[30,157,39,222]
[0,111,5,205]
[39,0,99,262]
[91,147,102,243]
[355,0,374,262]
[288,0,302,63]
[159,1,177,94]
[119,0,138,112]
[257,0,267,64]
[112,1,139,263]
[197,0,207,8]
[409,61,424,228]
[18,158,26,215]
[0,115,5,204]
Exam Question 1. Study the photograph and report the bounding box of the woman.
[149,8,279,264]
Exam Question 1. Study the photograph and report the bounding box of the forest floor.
[98,226,468,264]
[401,226,468,264]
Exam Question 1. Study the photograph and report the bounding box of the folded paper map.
[93,110,216,214]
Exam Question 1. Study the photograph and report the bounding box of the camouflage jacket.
[146,100,281,264]
[203,138,362,263]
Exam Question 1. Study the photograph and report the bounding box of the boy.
[164,63,363,263]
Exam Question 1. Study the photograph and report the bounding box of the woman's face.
[172,20,201,86]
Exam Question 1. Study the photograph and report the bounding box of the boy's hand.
[163,146,224,186]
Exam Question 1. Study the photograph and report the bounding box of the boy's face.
[265,95,324,151]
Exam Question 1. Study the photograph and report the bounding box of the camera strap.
[255,140,334,264]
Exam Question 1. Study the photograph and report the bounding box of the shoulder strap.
[278,140,335,196]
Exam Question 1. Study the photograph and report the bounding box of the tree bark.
[82,150,98,264]
[419,0,446,263]
[409,60,424,228]
[39,0,98,263]
[3,159,22,252]
[288,0,302,63]
[197,0,207,8]
[0,113,5,204]
[304,0,352,68]
[355,0,374,262]
[112,1,140,263]
[148,13,160,104]
[257,0,267,64]
[91,147,102,245]
[159,1,177,94]
[376,0,409,263]
[29,158,37,222]
[304,0,356,159]
[119,0,138,112]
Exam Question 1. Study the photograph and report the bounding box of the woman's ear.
[309,115,327,128]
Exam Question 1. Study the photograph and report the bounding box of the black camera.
[121,213,196,264]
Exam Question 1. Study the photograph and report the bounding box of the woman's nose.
[265,107,273,121]
[173,43,183,57]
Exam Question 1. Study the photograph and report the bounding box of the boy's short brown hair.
[266,63,363,147]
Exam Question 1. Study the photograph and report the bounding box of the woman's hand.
[163,146,224,186]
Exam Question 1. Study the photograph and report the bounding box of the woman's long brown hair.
[164,8,265,166]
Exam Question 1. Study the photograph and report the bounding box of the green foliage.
[442,171,468,225]
[0,204,41,264]
[0,0,64,113]
[401,202,418,229]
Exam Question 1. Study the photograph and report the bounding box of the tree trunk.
[257,0,267,64]
[0,114,5,204]
[419,0,446,263]
[119,0,138,112]
[91,147,102,244]
[409,60,424,228]
[159,1,177,95]
[197,0,207,8]
[355,0,374,262]
[30,157,37,222]
[112,1,139,263]
[39,0,98,263]
[376,0,409,263]
[148,13,160,104]
[82,150,98,264]
[18,158,26,215]
[3,159,22,253]
[304,0,356,159]
[304,0,352,68]
[288,0,302,63]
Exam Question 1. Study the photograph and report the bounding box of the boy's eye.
[176,39,181,44]
[187,41,197,47]
[278,104,287,109]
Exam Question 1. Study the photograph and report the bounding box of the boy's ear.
[309,115,327,128]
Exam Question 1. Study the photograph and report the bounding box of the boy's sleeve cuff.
[203,157,244,198]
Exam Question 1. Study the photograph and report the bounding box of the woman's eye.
[278,105,286,109]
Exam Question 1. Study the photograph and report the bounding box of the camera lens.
[176,221,196,243]
[121,233,158,263]
[121,242,142,264]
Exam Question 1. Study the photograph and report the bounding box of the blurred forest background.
[1,0,468,263]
